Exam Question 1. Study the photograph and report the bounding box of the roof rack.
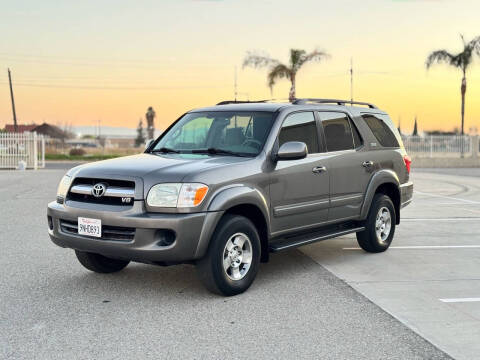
[292,98,377,109]
[216,100,269,105]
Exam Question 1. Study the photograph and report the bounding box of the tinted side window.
[319,112,355,152]
[362,114,400,148]
[279,112,319,154]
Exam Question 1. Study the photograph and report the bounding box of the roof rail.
[292,98,377,109]
[216,100,269,105]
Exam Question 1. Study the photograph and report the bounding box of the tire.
[356,194,396,253]
[75,250,130,273]
[196,214,261,296]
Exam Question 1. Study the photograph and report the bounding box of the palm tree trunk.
[289,74,296,102]
[461,76,466,135]
[460,75,466,157]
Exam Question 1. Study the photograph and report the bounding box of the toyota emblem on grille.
[91,183,107,198]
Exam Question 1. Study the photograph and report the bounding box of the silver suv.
[47,99,413,296]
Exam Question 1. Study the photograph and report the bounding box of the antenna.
[350,58,353,104]
[234,66,238,102]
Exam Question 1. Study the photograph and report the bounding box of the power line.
[0,81,230,90]
[0,56,168,69]
[0,54,231,70]
[0,52,169,64]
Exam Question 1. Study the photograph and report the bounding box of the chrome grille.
[67,178,135,206]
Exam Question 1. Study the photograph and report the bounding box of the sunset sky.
[1,0,480,134]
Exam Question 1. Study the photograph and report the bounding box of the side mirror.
[276,141,308,160]
[145,139,155,150]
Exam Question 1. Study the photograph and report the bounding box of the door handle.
[312,166,327,173]
[362,161,374,168]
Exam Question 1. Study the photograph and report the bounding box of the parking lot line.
[343,245,480,250]
[402,218,480,221]
[414,191,480,204]
[439,298,480,303]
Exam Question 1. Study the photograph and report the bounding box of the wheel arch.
[375,183,401,224]
[360,170,401,224]
[194,186,271,262]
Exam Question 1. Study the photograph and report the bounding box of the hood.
[70,153,251,182]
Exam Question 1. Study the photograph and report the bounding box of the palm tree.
[426,34,480,135]
[243,48,330,102]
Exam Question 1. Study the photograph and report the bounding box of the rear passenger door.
[269,111,330,235]
[318,111,372,221]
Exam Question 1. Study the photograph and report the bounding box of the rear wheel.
[196,214,261,296]
[75,250,130,273]
[356,194,396,253]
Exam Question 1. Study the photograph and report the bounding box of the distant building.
[5,124,37,133]
[5,122,69,140]
[33,123,69,139]
[105,137,135,149]
[65,139,98,148]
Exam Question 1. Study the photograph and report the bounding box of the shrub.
[69,147,86,156]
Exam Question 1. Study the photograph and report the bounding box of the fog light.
[47,216,53,230]
[155,230,176,247]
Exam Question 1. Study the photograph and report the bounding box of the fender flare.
[360,169,400,221]
[194,185,270,259]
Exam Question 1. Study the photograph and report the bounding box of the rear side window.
[279,112,319,154]
[319,112,355,152]
[362,114,400,148]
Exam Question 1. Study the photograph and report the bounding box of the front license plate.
[78,217,102,238]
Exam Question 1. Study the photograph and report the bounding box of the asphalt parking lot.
[1,166,477,359]
[303,168,480,360]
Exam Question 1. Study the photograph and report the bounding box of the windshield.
[151,111,276,156]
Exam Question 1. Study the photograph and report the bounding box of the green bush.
[69,148,86,156]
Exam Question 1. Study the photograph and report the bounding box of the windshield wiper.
[191,148,249,157]
[151,147,180,154]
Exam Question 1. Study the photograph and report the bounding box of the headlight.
[177,183,209,207]
[57,175,71,199]
[147,183,209,208]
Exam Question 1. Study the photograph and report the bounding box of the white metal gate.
[402,135,472,158]
[0,132,45,169]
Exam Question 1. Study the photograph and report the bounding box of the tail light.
[403,155,412,174]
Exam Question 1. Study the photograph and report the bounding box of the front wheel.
[196,214,261,296]
[356,194,396,253]
[75,250,130,273]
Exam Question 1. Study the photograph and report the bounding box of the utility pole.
[8,68,18,132]
[350,58,353,104]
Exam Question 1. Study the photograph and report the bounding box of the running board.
[269,226,365,252]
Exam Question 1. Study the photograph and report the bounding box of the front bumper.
[400,181,413,208]
[47,200,222,263]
